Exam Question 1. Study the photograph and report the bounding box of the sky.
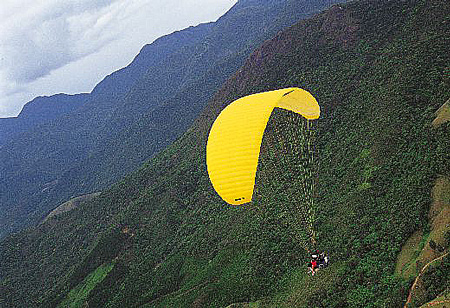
[0,0,238,118]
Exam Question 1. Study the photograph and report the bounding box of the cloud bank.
[1,1,121,86]
[0,0,237,117]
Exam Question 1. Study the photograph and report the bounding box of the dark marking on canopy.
[282,90,295,96]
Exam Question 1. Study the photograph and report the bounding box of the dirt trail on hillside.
[404,252,449,308]
[422,299,450,307]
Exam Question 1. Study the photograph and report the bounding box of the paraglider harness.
[307,251,329,276]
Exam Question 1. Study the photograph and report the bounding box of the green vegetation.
[422,255,450,302]
[42,192,101,223]
[57,262,114,308]
[0,0,449,307]
[396,230,431,279]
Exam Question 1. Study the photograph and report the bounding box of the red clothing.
[311,260,317,269]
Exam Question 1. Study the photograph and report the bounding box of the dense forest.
[1,0,449,307]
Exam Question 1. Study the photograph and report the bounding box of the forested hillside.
[0,0,344,238]
[1,0,449,307]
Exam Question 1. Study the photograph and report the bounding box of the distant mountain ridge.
[0,0,345,238]
[0,93,88,145]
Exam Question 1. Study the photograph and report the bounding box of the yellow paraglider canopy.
[206,87,320,205]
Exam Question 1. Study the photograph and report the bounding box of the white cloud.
[0,0,237,117]
[0,0,121,84]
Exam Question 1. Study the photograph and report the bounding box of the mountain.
[0,93,88,145]
[1,0,449,307]
[0,0,345,238]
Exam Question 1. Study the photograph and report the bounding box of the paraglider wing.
[206,88,320,205]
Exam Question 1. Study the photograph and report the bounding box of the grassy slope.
[397,175,450,307]
[42,192,101,224]
[396,176,450,280]
[432,99,450,127]
[56,262,114,308]
[1,0,450,307]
